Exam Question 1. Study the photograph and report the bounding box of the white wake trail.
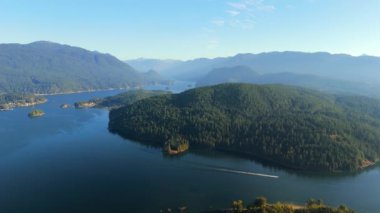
[204,166,279,179]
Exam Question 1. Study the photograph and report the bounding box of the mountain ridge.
[196,66,380,98]
[130,52,380,86]
[0,41,166,94]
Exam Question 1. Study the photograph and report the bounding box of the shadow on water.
[107,128,377,180]
[189,149,379,180]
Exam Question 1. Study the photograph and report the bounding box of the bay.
[0,82,379,213]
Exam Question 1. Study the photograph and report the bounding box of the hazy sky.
[0,0,379,60]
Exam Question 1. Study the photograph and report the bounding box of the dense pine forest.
[109,83,380,172]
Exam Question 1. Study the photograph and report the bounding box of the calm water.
[0,83,379,213]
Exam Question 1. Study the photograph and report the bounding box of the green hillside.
[0,41,165,94]
[109,83,380,172]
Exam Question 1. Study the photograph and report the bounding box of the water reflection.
[110,127,377,181]
[0,83,379,213]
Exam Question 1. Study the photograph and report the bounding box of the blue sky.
[0,0,379,60]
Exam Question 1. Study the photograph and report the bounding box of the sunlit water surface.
[0,82,379,213]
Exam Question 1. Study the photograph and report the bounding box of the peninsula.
[109,83,380,172]
[0,93,47,111]
[75,89,170,110]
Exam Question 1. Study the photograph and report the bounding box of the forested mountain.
[144,52,380,86]
[197,66,380,98]
[0,41,166,94]
[109,83,380,172]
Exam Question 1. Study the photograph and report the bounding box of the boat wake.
[184,161,279,179]
[204,166,279,179]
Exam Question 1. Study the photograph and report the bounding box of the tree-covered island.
[28,109,45,118]
[109,83,380,172]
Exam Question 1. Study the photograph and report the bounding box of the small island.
[60,104,71,109]
[28,109,45,118]
[164,136,189,155]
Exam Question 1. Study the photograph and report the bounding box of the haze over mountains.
[126,58,182,73]
[129,52,380,82]
[1,41,379,98]
[196,66,380,98]
[0,41,166,94]
[128,52,380,98]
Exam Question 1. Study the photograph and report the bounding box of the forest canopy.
[109,83,380,172]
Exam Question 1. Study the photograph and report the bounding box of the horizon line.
[1,40,378,61]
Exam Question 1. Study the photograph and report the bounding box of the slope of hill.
[109,83,380,172]
[196,66,380,98]
[0,41,165,94]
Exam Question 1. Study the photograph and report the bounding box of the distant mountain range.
[3,42,380,97]
[0,41,166,94]
[196,66,380,98]
[128,52,380,98]
[139,52,380,83]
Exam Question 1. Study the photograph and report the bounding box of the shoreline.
[206,200,354,213]
[0,99,48,111]
[33,82,175,96]
[34,87,133,96]
[108,129,378,174]
[360,159,379,170]
[214,147,380,173]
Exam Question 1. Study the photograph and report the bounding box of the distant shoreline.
[33,83,173,96]
[0,98,47,111]
[34,87,133,96]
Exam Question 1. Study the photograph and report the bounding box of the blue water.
[0,83,379,213]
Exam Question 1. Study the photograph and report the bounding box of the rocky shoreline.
[0,99,47,111]
[74,101,97,109]
[34,87,131,96]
